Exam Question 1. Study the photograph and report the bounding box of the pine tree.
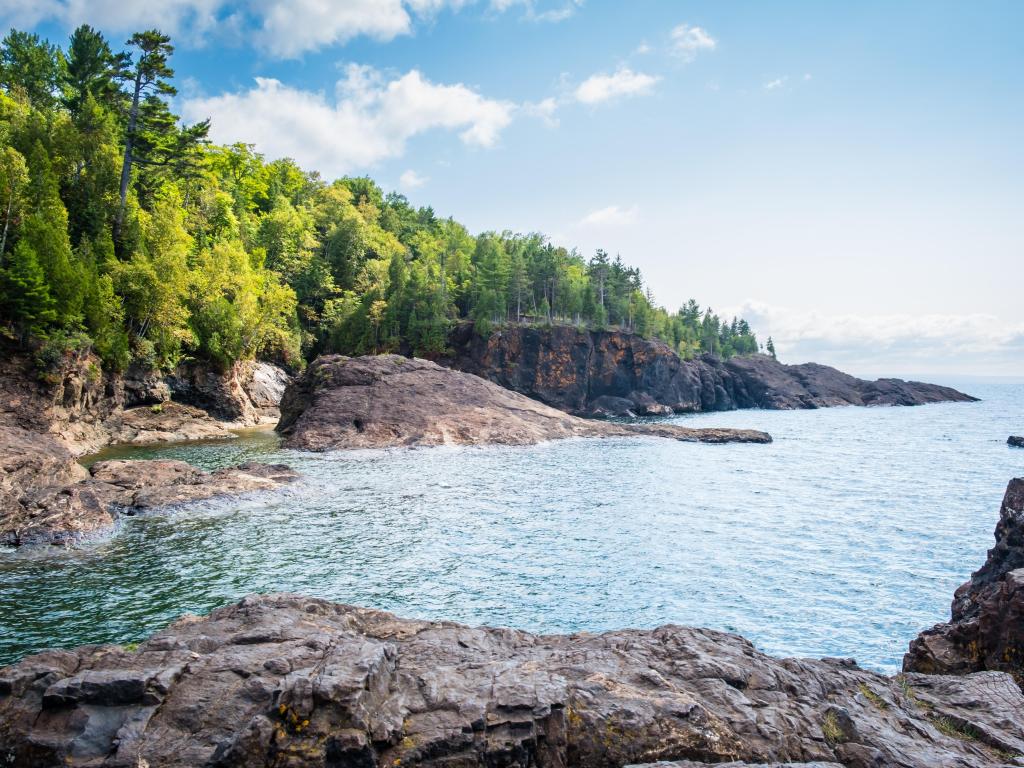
[2,240,57,343]
[766,336,777,360]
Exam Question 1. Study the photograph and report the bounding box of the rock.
[103,402,237,446]
[277,354,771,451]
[1010,436,1024,448]
[904,478,1024,684]
[2,459,299,547]
[1,593,1022,768]
[169,360,291,425]
[445,323,978,415]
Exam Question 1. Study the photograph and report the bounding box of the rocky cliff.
[904,478,1024,684]
[277,354,771,450]
[445,324,977,416]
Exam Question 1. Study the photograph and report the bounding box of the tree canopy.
[0,25,761,373]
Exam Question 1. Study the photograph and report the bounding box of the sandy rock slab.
[1,593,1023,767]
[277,354,771,451]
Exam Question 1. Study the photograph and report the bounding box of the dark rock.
[904,478,1024,684]
[1,593,1022,767]
[1010,436,1024,448]
[445,324,978,415]
[277,354,771,451]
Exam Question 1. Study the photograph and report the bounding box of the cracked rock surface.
[2,593,1023,768]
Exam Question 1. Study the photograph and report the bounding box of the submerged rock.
[445,324,978,416]
[277,354,771,450]
[2,455,299,547]
[904,478,1024,684]
[1,593,1022,767]
[1009,436,1024,448]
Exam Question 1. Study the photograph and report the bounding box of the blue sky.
[7,1,1023,375]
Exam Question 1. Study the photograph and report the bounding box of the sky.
[6,0,1023,376]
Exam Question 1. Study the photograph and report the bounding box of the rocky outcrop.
[445,324,977,416]
[1,458,299,547]
[168,360,291,424]
[1,593,1023,768]
[1010,436,1024,448]
[904,478,1024,685]
[277,355,771,451]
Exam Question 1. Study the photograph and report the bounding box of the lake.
[1,377,1022,673]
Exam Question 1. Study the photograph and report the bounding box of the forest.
[0,25,763,374]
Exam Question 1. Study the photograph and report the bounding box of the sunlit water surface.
[2,378,1022,673]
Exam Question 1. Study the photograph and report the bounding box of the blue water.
[1,378,1022,673]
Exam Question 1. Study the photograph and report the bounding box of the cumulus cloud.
[579,204,639,227]
[0,0,569,57]
[764,76,788,91]
[730,301,1024,376]
[574,67,660,105]
[399,169,429,189]
[182,65,514,178]
[523,96,560,127]
[670,23,716,61]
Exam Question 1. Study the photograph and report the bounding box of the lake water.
[2,378,1022,673]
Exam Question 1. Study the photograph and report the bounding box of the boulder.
[1,593,1022,767]
[1009,436,1024,448]
[169,360,291,425]
[904,478,1024,684]
[277,355,771,451]
[445,324,978,415]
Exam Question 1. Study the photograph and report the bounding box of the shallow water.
[2,378,1023,673]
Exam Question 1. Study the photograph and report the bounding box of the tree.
[0,146,28,262]
[62,25,124,116]
[0,30,63,107]
[113,30,175,240]
[766,336,777,360]
[2,240,57,343]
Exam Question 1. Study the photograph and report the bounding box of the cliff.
[904,478,1024,683]
[276,354,771,450]
[445,324,978,416]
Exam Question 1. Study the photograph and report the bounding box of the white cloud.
[634,41,652,55]
[491,0,583,22]
[579,204,639,227]
[670,23,716,61]
[574,67,660,105]
[523,96,560,127]
[399,169,429,189]
[182,65,515,178]
[764,76,788,91]
[0,0,566,58]
[730,301,1024,376]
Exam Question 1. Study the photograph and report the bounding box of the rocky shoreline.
[276,354,772,450]
[446,324,978,417]
[1,480,1023,767]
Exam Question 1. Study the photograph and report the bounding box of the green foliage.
[0,24,759,373]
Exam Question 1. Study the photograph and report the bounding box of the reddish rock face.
[444,324,977,416]
[275,354,771,451]
[904,478,1024,685]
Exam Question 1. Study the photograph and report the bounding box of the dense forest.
[0,25,762,374]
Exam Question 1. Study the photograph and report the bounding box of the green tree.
[62,25,124,116]
[2,240,57,342]
[0,30,63,107]
[0,146,28,261]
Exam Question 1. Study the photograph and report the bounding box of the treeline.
[0,25,761,373]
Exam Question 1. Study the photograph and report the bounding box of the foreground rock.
[277,355,771,450]
[1010,436,1024,448]
[904,478,1024,684]
[1,593,1022,768]
[446,324,978,416]
[1,458,299,547]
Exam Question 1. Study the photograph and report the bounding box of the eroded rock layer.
[1,593,1022,768]
[445,324,977,416]
[276,354,771,450]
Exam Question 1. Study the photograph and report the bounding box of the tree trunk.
[114,70,143,242]
[0,193,11,266]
